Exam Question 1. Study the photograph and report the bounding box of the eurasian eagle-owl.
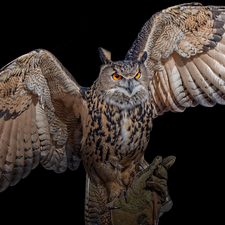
[1,2,225,224]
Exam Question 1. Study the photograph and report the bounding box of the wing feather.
[160,68,186,111]
[192,56,225,104]
[22,105,33,179]
[207,47,225,67]
[5,116,19,183]
[170,53,194,108]
[11,110,26,186]
[0,119,13,190]
[156,70,171,110]
[200,54,225,91]
[151,73,168,114]
[183,58,215,107]
[126,3,225,115]
[0,49,85,192]
[164,56,190,109]
[204,51,225,79]
[30,103,40,170]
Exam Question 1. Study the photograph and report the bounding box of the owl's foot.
[121,162,144,187]
[106,188,128,211]
[105,199,120,211]
[107,182,124,202]
[126,162,145,189]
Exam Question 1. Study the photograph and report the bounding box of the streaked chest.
[82,100,154,163]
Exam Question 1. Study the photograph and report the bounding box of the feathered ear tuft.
[98,47,112,64]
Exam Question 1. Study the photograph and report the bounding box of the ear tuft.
[98,47,112,64]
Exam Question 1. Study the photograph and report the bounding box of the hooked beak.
[127,80,133,94]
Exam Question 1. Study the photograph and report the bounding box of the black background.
[1,1,225,224]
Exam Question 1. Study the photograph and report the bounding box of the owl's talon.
[137,163,144,170]
[107,205,120,210]
[123,189,128,203]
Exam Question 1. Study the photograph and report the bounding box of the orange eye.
[135,72,141,79]
[112,73,122,81]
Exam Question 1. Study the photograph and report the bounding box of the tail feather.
[85,175,103,225]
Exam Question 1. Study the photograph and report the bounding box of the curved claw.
[136,163,144,172]
[107,205,120,210]
[138,163,144,169]
[123,189,128,203]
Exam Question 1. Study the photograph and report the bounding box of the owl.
[1,2,225,224]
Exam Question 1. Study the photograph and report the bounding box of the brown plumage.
[1,3,225,224]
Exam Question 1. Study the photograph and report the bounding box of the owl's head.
[97,48,150,110]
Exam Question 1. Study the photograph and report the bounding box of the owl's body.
[82,88,153,196]
[80,59,154,205]
[2,3,225,225]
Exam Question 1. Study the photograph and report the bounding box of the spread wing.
[0,49,85,192]
[126,3,225,115]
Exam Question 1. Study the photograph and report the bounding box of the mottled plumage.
[1,3,225,224]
